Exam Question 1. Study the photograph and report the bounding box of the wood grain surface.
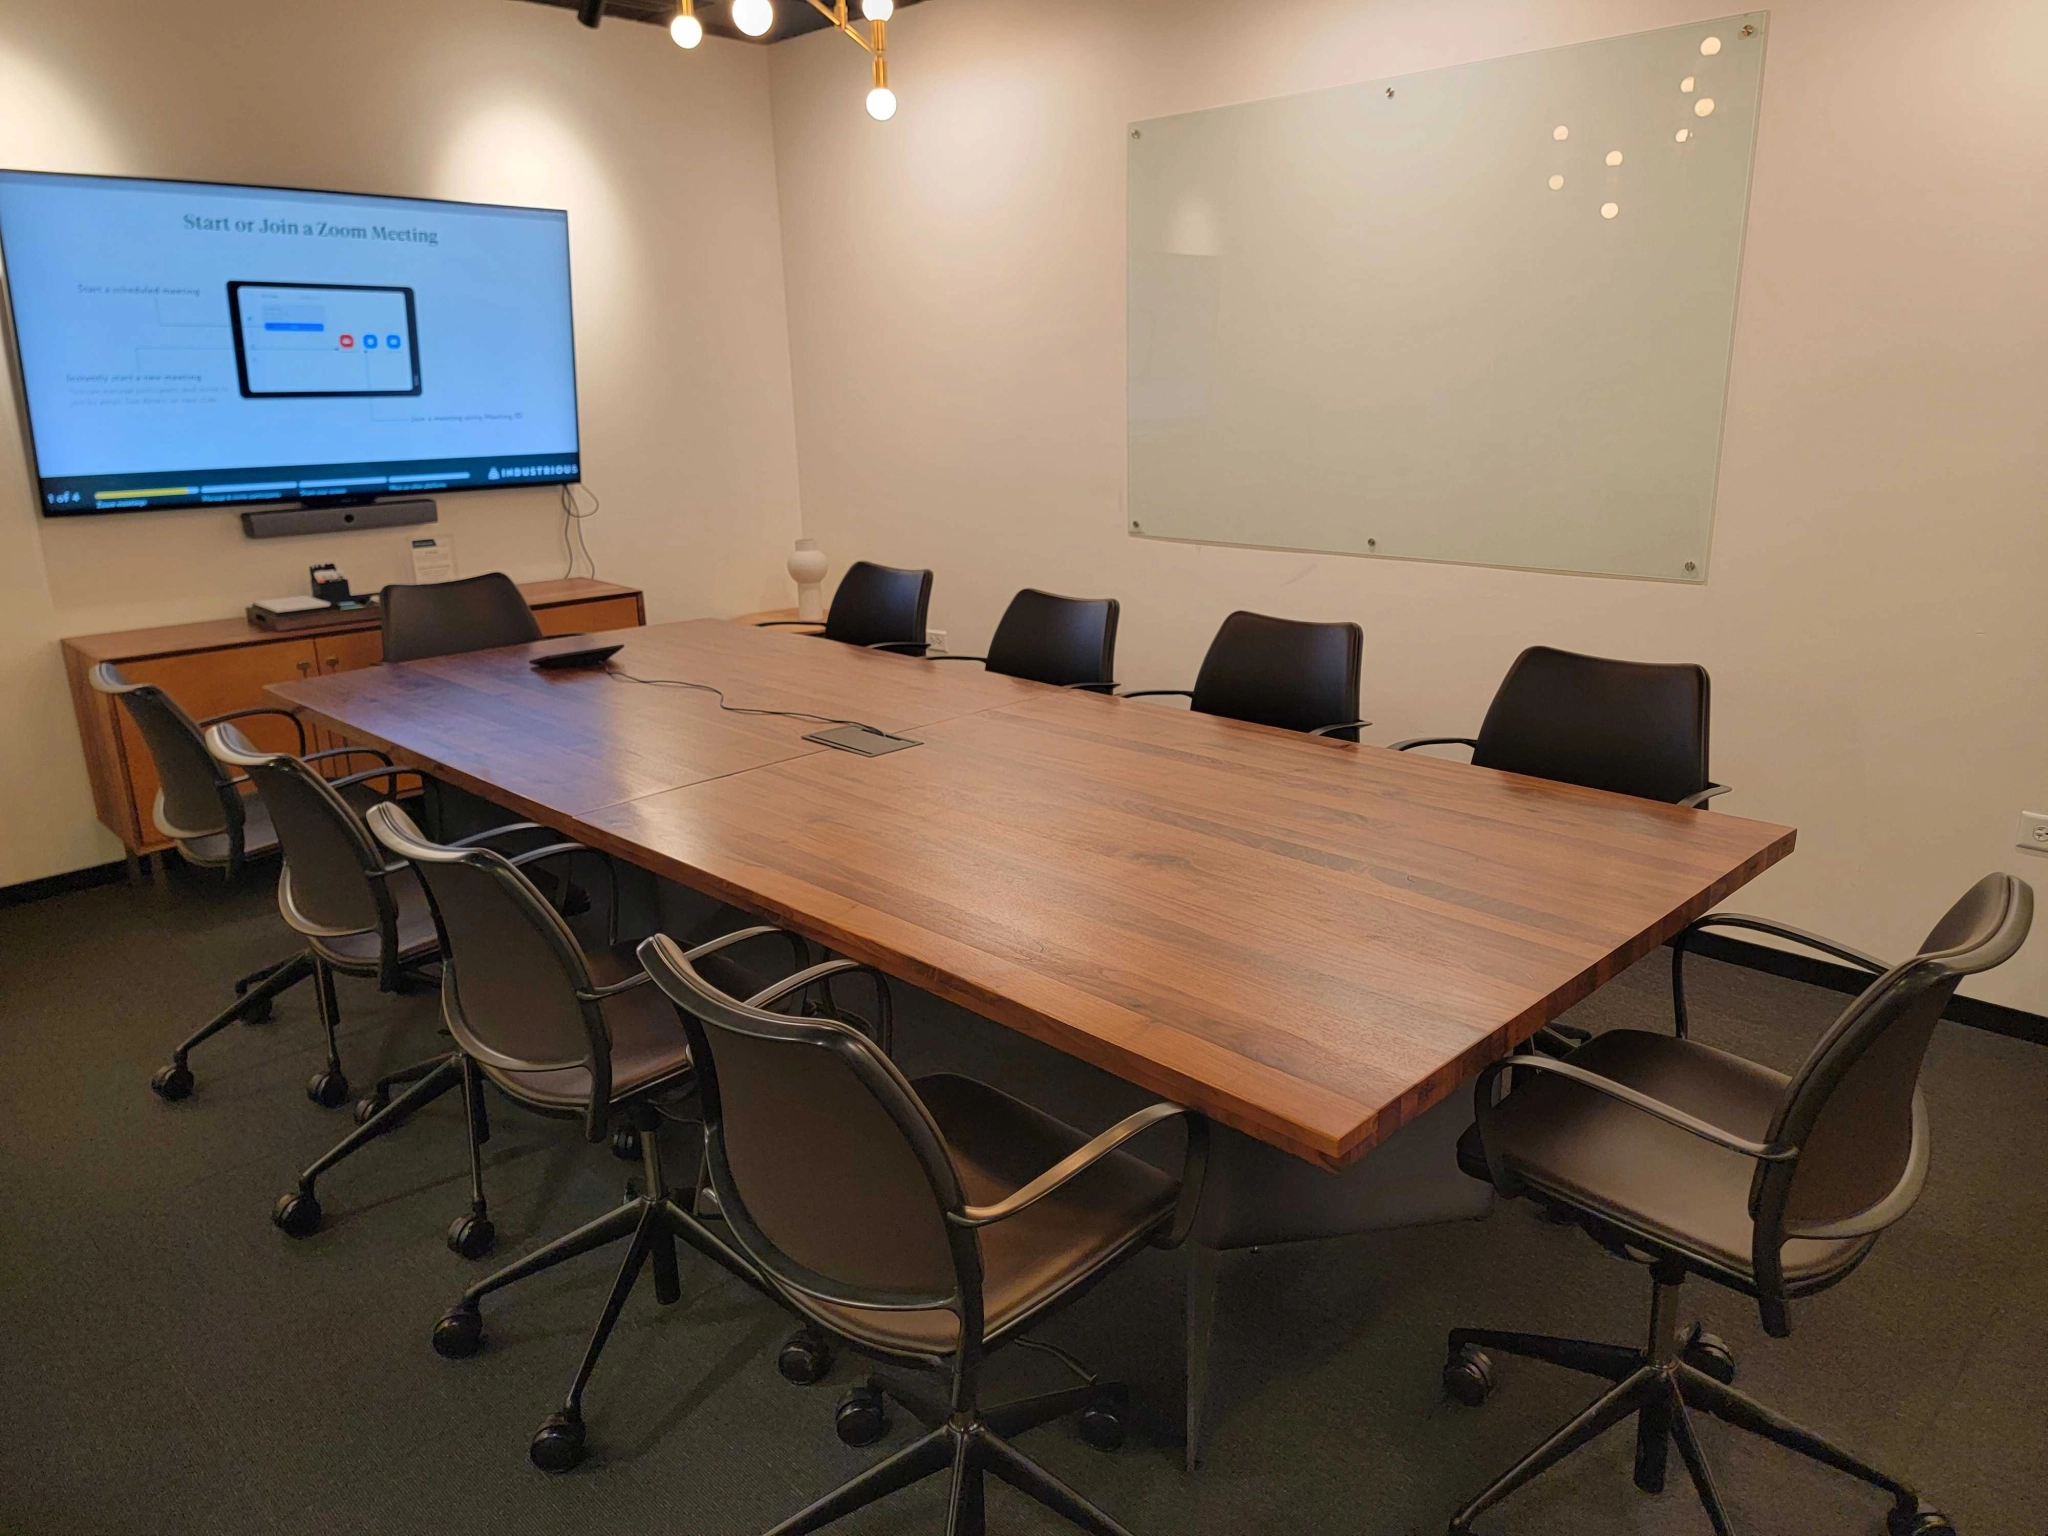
[272,620,1794,1168]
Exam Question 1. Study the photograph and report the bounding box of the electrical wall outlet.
[926,629,947,654]
[2018,812,2048,855]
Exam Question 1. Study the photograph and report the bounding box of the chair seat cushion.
[177,792,279,867]
[308,864,439,971]
[1474,1030,1873,1288]
[484,940,781,1110]
[806,1074,1180,1356]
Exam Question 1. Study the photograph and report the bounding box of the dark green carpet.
[2,864,2042,1536]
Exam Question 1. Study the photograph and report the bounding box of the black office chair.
[1392,645,1728,806]
[1124,609,1369,741]
[759,559,933,655]
[197,722,455,1120]
[916,588,1120,691]
[89,661,384,1102]
[368,801,829,1471]
[379,572,542,663]
[1440,873,2032,1536]
[88,660,300,882]
[638,929,1208,1536]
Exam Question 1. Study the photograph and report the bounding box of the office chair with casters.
[913,588,1120,691]
[87,660,366,1101]
[88,659,304,883]
[1439,872,2032,1536]
[378,571,542,663]
[638,930,1209,1536]
[201,723,458,1132]
[1392,645,1729,806]
[1123,610,1370,741]
[366,802,831,1471]
[758,559,933,655]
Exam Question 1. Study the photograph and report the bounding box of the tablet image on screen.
[229,281,420,398]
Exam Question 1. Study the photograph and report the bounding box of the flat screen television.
[0,170,580,516]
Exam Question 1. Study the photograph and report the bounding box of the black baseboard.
[1676,930,2046,1048]
[0,858,130,910]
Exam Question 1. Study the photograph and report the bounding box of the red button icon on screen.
[339,334,355,349]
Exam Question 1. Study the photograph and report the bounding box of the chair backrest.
[90,661,243,843]
[367,802,614,1128]
[1470,646,1712,803]
[823,561,933,649]
[379,573,542,663]
[1750,874,2032,1321]
[1189,611,1364,741]
[205,723,396,942]
[638,933,975,1320]
[983,589,1120,689]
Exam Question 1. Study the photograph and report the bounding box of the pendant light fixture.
[669,0,900,121]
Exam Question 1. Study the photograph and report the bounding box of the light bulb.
[731,0,773,36]
[861,0,894,19]
[670,11,703,46]
[866,85,898,121]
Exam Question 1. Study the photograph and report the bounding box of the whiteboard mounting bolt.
[1385,88,1394,98]
[1684,561,1698,572]
[1130,128,1141,139]
[1367,537,1378,549]
[1740,23,1754,35]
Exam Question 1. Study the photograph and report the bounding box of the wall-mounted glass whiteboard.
[1127,15,1767,582]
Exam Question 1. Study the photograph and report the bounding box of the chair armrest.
[1389,736,1478,753]
[754,619,820,628]
[1307,719,1373,738]
[303,745,395,770]
[745,957,894,1050]
[1061,681,1118,694]
[508,840,620,942]
[1677,783,1732,808]
[325,764,432,795]
[580,971,651,1001]
[950,1102,1199,1229]
[865,640,930,655]
[447,821,548,848]
[1670,912,1888,1037]
[1118,689,1193,702]
[198,706,306,756]
[926,653,988,665]
[1472,1054,1795,1198]
[745,957,872,1011]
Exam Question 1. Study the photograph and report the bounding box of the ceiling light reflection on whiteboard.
[1695,98,1715,117]
[1601,202,1619,219]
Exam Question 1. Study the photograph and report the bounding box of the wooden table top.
[271,619,1794,1170]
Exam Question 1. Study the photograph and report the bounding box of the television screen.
[0,171,580,515]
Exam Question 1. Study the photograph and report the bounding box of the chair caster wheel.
[529,1410,586,1473]
[432,1304,483,1359]
[239,996,275,1024]
[610,1128,641,1162]
[446,1213,495,1260]
[835,1385,890,1448]
[272,1189,323,1238]
[1443,1344,1495,1407]
[778,1327,835,1385]
[1077,1390,1127,1452]
[306,1070,350,1108]
[1888,1503,1956,1536]
[353,1094,388,1127]
[1681,1329,1737,1385]
[150,1063,194,1102]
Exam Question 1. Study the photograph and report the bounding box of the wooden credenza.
[62,577,645,860]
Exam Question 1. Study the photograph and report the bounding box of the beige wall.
[0,0,803,886]
[769,0,2048,1011]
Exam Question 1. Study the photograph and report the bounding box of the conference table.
[270,616,1795,1461]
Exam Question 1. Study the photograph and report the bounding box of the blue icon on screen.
[386,334,403,350]
[363,334,379,349]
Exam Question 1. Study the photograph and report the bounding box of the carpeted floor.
[2,863,2043,1536]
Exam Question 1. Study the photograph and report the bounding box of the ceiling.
[516,0,926,46]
